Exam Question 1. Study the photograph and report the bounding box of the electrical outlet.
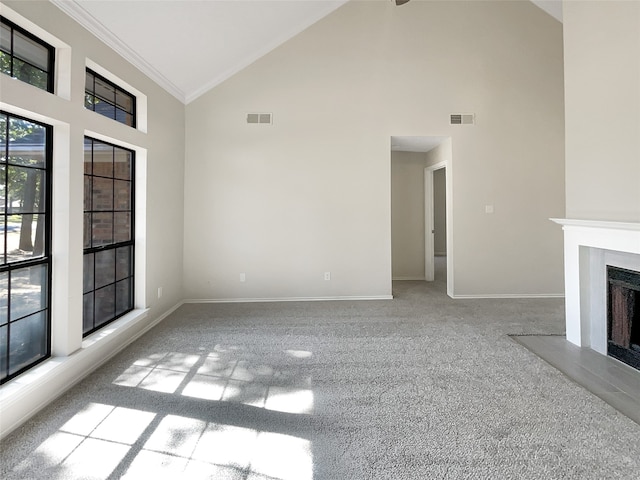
[324,272,331,281]
[485,205,494,214]
[240,273,246,282]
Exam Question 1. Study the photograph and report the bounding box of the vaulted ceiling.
[51,0,562,104]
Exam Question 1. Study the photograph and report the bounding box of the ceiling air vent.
[450,113,475,125]
[247,113,272,125]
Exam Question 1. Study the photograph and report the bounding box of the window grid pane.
[0,111,51,384]
[13,30,49,71]
[9,264,47,321]
[8,311,47,375]
[83,137,134,337]
[0,23,11,53]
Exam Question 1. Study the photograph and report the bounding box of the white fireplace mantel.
[551,218,640,355]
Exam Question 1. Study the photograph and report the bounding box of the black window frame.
[85,68,136,128]
[82,136,135,337]
[0,16,55,93]
[0,110,53,384]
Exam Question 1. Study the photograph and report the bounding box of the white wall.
[0,0,185,437]
[563,0,640,222]
[184,0,565,299]
[391,151,428,280]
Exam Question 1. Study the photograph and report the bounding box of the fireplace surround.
[552,219,640,369]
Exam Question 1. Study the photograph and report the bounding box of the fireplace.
[607,266,640,369]
[552,218,640,371]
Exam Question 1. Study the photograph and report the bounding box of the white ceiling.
[51,0,562,104]
[52,0,348,103]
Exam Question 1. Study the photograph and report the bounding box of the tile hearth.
[512,334,640,425]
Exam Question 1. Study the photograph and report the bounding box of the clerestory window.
[85,68,136,128]
[0,16,55,93]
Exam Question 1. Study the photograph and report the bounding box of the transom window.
[83,137,135,336]
[85,68,136,128]
[1,111,52,384]
[0,16,55,93]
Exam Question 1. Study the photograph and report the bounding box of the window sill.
[81,308,149,349]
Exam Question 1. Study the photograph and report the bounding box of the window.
[0,16,55,93]
[1,111,52,384]
[85,69,136,127]
[83,137,134,336]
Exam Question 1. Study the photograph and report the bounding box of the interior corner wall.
[184,0,565,299]
[391,151,428,280]
[563,0,640,222]
[425,140,451,169]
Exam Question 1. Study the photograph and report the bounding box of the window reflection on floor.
[13,403,155,480]
[12,345,315,480]
[114,347,315,415]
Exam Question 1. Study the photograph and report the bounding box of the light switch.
[485,205,494,214]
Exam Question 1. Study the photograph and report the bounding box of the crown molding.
[50,0,186,103]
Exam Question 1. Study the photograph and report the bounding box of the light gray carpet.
[1,277,639,479]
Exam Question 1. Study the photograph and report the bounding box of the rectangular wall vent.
[450,113,475,125]
[247,113,272,125]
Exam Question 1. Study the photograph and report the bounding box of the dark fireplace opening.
[607,265,640,370]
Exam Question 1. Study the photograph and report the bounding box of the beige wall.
[391,151,428,280]
[184,0,565,299]
[564,0,640,222]
[434,168,447,256]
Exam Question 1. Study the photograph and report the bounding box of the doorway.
[390,136,452,295]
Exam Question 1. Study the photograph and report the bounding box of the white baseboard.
[184,295,394,304]
[0,301,183,440]
[451,293,565,299]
